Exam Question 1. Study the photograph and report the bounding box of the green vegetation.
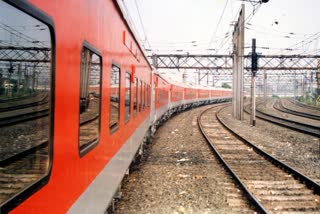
[297,93,319,106]
[221,82,231,89]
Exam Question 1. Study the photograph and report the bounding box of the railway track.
[198,105,320,213]
[275,99,320,121]
[0,93,49,113]
[291,99,320,111]
[0,140,48,167]
[0,92,50,127]
[0,92,41,103]
[244,100,320,137]
[0,146,49,205]
[79,117,99,151]
[0,103,49,127]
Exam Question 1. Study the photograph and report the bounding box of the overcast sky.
[122,0,320,55]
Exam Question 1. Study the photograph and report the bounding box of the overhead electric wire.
[210,7,241,54]
[147,37,225,45]
[208,0,229,48]
[247,23,313,36]
[296,34,320,55]
[245,26,311,40]
[275,32,320,54]
[0,22,48,47]
[214,2,263,55]
[244,45,320,53]
[245,16,320,55]
[244,2,262,25]
[121,0,145,47]
[133,0,152,50]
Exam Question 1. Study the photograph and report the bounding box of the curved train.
[0,0,231,213]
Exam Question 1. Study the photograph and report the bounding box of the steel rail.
[290,99,320,111]
[0,99,49,113]
[198,104,320,213]
[245,103,320,137]
[216,106,320,195]
[197,104,268,214]
[0,108,49,127]
[0,141,48,166]
[274,99,320,120]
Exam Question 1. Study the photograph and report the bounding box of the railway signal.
[251,38,258,126]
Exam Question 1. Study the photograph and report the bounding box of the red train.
[0,0,231,213]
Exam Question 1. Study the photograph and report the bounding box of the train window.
[110,65,120,132]
[147,85,150,107]
[144,83,147,109]
[133,77,138,116]
[147,85,149,106]
[0,0,53,211]
[139,80,143,112]
[125,72,131,122]
[141,82,145,110]
[79,48,101,156]
[143,82,146,109]
[142,82,145,109]
[146,84,149,107]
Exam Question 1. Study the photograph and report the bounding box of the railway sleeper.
[107,100,230,212]
[247,183,310,190]
[258,194,317,201]
[255,188,314,196]
[262,201,320,212]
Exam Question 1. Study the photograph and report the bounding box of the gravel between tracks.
[257,99,320,127]
[113,105,256,214]
[218,105,320,184]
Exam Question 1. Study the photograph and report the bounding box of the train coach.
[0,0,231,213]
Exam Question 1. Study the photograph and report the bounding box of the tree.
[222,83,231,89]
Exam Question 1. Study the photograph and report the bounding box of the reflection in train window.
[133,77,138,116]
[144,83,147,109]
[147,84,150,107]
[0,0,52,207]
[149,85,151,107]
[139,80,143,111]
[110,65,120,132]
[125,72,131,122]
[143,81,145,109]
[79,48,101,156]
[145,84,148,108]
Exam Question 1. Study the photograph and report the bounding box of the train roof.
[113,0,152,70]
[113,0,230,93]
[154,72,231,91]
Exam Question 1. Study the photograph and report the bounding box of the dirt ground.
[113,105,256,214]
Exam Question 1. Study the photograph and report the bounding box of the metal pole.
[263,70,267,100]
[239,3,245,120]
[251,38,257,126]
[317,59,320,99]
[293,72,298,100]
[17,64,21,94]
[251,74,256,126]
[152,54,157,68]
[232,43,237,118]
[302,75,304,97]
[232,3,245,120]
[182,70,187,84]
[311,72,314,101]
[212,72,215,87]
